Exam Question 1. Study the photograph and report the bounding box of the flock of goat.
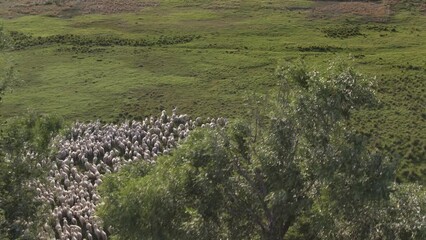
[34,110,226,239]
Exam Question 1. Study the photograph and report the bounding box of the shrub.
[322,25,363,39]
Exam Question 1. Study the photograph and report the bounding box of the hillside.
[0,0,425,183]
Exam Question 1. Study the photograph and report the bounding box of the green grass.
[0,0,425,183]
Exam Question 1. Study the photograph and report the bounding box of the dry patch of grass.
[311,1,391,21]
[0,0,159,18]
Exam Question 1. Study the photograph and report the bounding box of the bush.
[322,25,363,39]
[0,113,63,239]
[8,31,201,50]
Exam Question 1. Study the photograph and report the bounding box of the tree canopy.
[0,113,63,239]
[96,61,424,239]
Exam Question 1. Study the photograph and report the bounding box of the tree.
[0,113,63,239]
[98,61,425,239]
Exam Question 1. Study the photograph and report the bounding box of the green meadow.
[0,0,425,182]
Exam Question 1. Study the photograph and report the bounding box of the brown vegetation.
[0,0,159,18]
[310,1,392,21]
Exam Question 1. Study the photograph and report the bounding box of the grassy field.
[0,0,425,182]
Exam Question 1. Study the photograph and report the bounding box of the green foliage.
[310,182,426,240]
[99,62,424,239]
[387,183,426,239]
[297,45,343,52]
[321,25,364,39]
[98,131,231,239]
[365,24,397,32]
[0,113,63,239]
[7,31,200,50]
[1,113,63,154]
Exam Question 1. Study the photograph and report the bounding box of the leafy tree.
[0,113,63,239]
[98,62,425,239]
